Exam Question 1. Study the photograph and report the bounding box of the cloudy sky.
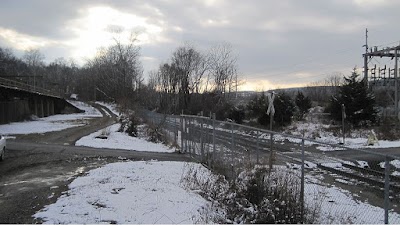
[0,0,399,91]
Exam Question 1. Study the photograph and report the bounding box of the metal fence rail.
[142,110,400,224]
[0,77,60,98]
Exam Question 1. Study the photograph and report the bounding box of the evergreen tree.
[256,92,295,127]
[295,91,312,120]
[328,69,378,127]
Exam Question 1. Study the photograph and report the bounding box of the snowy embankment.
[95,101,120,117]
[0,101,101,135]
[34,161,212,224]
[76,124,175,153]
[285,115,400,150]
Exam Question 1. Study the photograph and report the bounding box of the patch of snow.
[391,160,400,168]
[305,175,400,224]
[335,178,351,185]
[34,161,212,224]
[321,162,343,169]
[95,101,120,117]
[357,161,369,168]
[67,100,102,117]
[76,124,175,153]
[0,101,102,135]
[305,161,317,169]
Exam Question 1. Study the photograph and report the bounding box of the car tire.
[0,147,4,161]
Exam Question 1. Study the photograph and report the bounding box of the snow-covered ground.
[34,161,212,224]
[305,173,400,224]
[76,124,176,153]
[95,101,119,117]
[33,159,400,224]
[285,116,400,150]
[0,101,102,135]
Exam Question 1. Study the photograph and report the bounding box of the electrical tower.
[363,31,400,120]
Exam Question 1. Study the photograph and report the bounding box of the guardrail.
[142,110,400,224]
[0,77,60,98]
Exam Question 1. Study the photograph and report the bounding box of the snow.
[95,101,120,117]
[379,159,400,169]
[306,175,400,224]
[76,124,176,153]
[357,161,369,168]
[283,107,400,150]
[0,101,102,135]
[34,161,212,224]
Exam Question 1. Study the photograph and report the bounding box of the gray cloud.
[0,0,399,89]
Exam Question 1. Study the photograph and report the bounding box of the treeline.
[0,38,379,129]
[0,38,240,117]
[0,36,145,115]
[147,43,240,116]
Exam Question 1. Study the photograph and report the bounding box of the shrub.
[228,105,245,124]
[295,91,312,120]
[327,70,378,127]
[126,119,138,137]
[257,92,295,128]
[119,114,140,137]
[181,164,318,224]
[146,124,166,144]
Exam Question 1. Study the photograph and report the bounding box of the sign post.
[267,92,275,171]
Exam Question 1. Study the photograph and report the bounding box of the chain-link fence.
[141,110,400,224]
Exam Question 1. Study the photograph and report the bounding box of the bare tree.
[23,48,45,90]
[208,43,238,97]
[86,32,143,103]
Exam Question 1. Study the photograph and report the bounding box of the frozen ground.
[76,124,176,153]
[34,161,212,224]
[305,173,400,224]
[33,157,400,224]
[0,101,101,135]
[285,116,400,150]
[95,101,119,117]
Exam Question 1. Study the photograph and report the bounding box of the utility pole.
[395,47,398,119]
[363,28,369,87]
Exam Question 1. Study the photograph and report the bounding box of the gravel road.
[0,103,190,223]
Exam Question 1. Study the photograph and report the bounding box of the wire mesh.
[142,111,400,224]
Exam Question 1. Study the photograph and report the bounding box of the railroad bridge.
[0,77,81,124]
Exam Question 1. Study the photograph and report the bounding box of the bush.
[295,91,312,120]
[257,92,295,128]
[181,165,319,224]
[228,105,245,124]
[146,124,166,144]
[119,114,140,137]
[327,70,378,127]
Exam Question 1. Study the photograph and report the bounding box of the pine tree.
[328,69,378,127]
[295,91,312,120]
[256,92,295,127]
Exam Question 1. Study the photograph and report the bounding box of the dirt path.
[14,103,118,145]
[0,102,191,223]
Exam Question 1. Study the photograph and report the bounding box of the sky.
[0,0,399,91]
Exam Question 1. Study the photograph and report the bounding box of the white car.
[0,135,5,161]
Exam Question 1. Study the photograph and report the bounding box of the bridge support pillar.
[45,99,50,117]
[33,97,38,116]
[39,98,44,118]
[50,100,54,115]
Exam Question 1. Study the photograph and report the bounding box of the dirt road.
[0,103,190,223]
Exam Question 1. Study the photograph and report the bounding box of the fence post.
[174,117,178,145]
[180,116,184,153]
[185,117,189,154]
[256,130,260,164]
[269,133,274,172]
[213,113,216,167]
[384,156,390,224]
[201,113,204,162]
[231,123,235,178]
[300,135,305,223]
